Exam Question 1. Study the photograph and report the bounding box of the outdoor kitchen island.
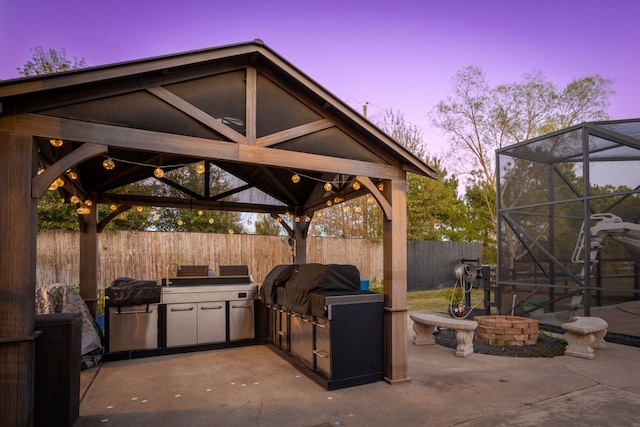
[260,264,385,390]
[104,275,259,361]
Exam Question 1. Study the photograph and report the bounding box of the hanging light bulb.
[285,211,290,217]
[153,213,160,221]
[49,138,63,147]
[276,217,283,222]
[70,195,80,204]
[67,170,78,180]
[37,168,45,175]
[48,181,59,191]
[110,204,118,211]
[355,206,362,213]
[326,200,332,207]
[228,229,234,234]
[102,158,115,170]
[334,196,341,203]
[197,209,204,216]
[305,216,311,222]
[316,211,322,217]
[247,220,252,225]
[295,216,300,223]
[208,218,215,224]
[377,182,384,191]
[154,167,164,178]
[136,206,143,213]
[343,206,350,212]
[352,181,361,190]
[54,177,65,187]
[177,219,184,226]
[84,199,92,207]
[291,173,300,184]
[196,162,206,174]
[323,182,332,192]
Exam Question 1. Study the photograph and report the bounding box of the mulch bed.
[433,328,567,357]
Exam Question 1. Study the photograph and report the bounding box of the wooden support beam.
[31,142,108,198]
[245,67,257,144]
[357,176,392,220]
[12,114,401,179]
[0,132,37,424]
[79,194,99,317]
[382,175,410,384]
[146,86,247,144]
[255,119,334,147]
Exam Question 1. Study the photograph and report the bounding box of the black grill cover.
[105,277,160,306]
[309,289,368,318]
[259,264,298,305]
[285,264,360,315]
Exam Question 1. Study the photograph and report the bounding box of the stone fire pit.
[474,315,539,346]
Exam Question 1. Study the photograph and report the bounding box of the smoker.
[105,277,161,353]
[261,264,384,390]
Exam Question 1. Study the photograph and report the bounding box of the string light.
[84,199,92,207]
[326,200,332,207]
[197,210,204,216]
[276,217,283,222]
[154,167,165,178]
[196,162,206,174]
[377,182,384,191]
[352,181,361,190]
[153,214,160,221]
[102,158,115,170]
[316,212,322,217]
[54,177,65,187]
[49,139,63,147]
[291,173,300,183]
[136,206,143,212]
[295,216,300,222]
[305,216,311,222]
[70,195,80,204]
[177,219,184,226]
[110,204,118,211]
[208,218,215,224]
[323,182,332,192]
[228,229,234,234]
[66,169,78,180]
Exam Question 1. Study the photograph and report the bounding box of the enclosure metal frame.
[496,119,640,316]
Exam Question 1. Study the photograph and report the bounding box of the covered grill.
[261,264,384,390]
[104,278,161,353]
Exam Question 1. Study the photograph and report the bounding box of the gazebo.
[0,40,436,423]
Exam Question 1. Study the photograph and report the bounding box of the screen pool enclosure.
[496,119,640,317]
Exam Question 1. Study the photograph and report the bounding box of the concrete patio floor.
[76,306,640,427]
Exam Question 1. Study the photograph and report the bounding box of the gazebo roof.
[0,40,436,217]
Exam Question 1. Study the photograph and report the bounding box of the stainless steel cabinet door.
[108,305,158,352]
[197,301,226,343]
[229,300,254,341]
[166,303,197,347]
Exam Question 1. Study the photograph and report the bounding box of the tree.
[431,66,613,262]
[17,46,87,77]
[375,109,469,241]
[431,65,613,191]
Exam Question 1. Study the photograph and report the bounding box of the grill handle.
[200,305,223,310]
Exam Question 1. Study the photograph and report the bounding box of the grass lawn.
[407,288,484,313]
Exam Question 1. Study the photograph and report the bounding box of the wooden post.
[0,132,38,425]
[382,176,410,384]
[79,194,99,317]
[294,217,307,264]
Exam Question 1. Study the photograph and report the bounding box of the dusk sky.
[2,0,638,154]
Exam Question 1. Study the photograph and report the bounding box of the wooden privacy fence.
[36,231,481,290]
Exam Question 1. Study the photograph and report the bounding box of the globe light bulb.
[323,182,332,192]
[196,162,206,174]
[49,139,63,147]
[84,199,92,207]
[110,204,118,211]
[295,216,300,222]
[70,195,80,204]
[377,182,384,191]
[136,206,143,212]
[228,229,234,234]
[326,200,332,207]
[197,210,204,216]
[154,167,164,178]
[208,218,215,224]
[291,173,300,184]
[177,219,183,226]
[67,170,78,180]
[102,158,115,170]
[54,177,65,187]
[352,181,361,190]
[305,216,311,222]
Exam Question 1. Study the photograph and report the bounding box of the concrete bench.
[561,316,608,359]
[410,312,478,357]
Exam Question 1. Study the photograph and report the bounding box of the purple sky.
[2,0,638,154]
